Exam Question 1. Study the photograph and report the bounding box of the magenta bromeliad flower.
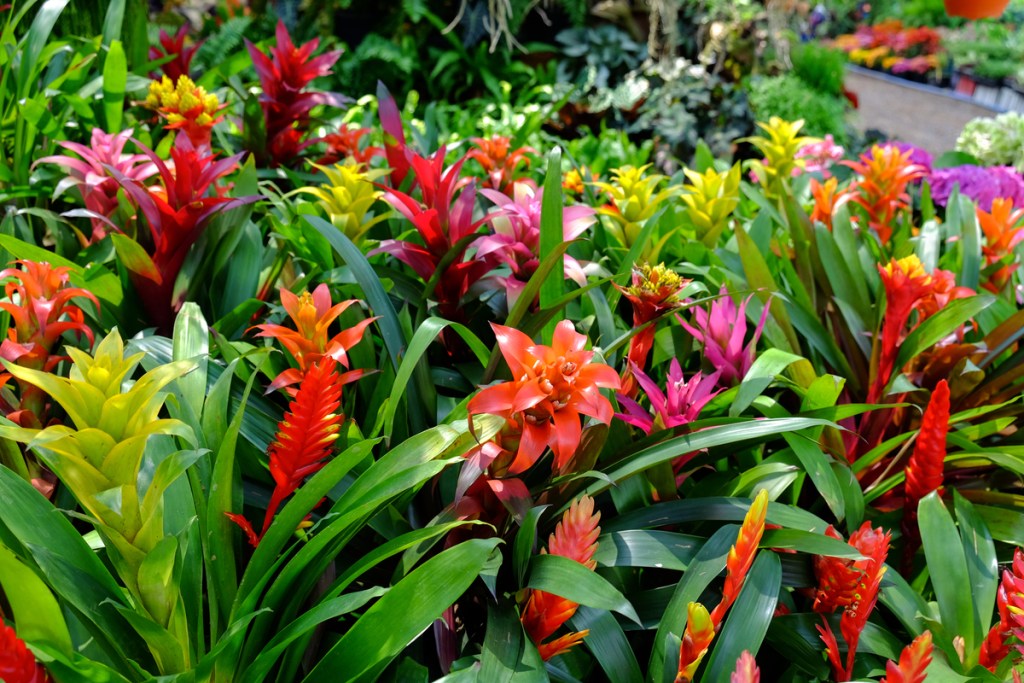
[616,359,721,435]
[149,25,203,80]
[36,128,158,245]
[474,182,597,308]
[678,286,769,386]
[245,20,347,166]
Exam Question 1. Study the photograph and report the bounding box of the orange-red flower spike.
[521,495,601,660]
[709,490,769,628]
[228,357,343,546]
[902,380,950,569]
[730,650,761,683]
[0,622,51,683]
[675,602,715,683]
[881,631,932,683]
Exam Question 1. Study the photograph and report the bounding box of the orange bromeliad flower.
[676,602,715,683]
[809,177,856,230]
[468,321,620,474]
[814,522,891,682]
[521,495,600,660]
[881,631,932,683]
[467,135,536,194]
[977,198,1024,293]
[227,357,343,546]
[0,622,50,683]
[843,144,927,244]
[254,284,376,393]
[901,380,950,568]
[145,75,225,148]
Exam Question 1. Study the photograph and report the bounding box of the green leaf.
[527,554,641,625]
[953,491,997,656]
[592,530,702,571]
[111,233,161,283]
[16,0,69,100]
[0,542,72,654]
[514,506,550,587]
[731,348,804,416]
[919,491,976,655]
[302,538,502,683]
[893,295,995,377]
[101,0,126,46]
[539,147,564,316]
[759,529,862,558]
[783,432,845,522]
[172,303,209,423]
[605,497,828,535]
[102,40,127,133]
[479,603,548,683]
[570,606,643,683]
[700,552,782,682]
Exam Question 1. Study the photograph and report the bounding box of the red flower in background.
[245,20,347,166]
[466,135,536,194]
[0,623,50,683]
[317,123,382,166]
[149,25,203,80]
[521,495,600,660]
[469,321,620,474]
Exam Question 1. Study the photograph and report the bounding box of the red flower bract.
[0,623,50,683]
[468,321,621,474]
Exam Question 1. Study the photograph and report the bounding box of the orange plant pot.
[944,0,1011,19]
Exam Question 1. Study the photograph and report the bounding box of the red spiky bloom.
[317,124,382,166]
[0,623,50,683]
[245,20,346,167]
[710,490,769,627]
[253,284,376,393]
[814,522,891,682]
[227,357,343,546]
[521,495,600,660]
[466,135,536,194]
[676,602,715,683]
[901,380,950,568]
[843,144,926,244]
[881,631,932,683]
[980,548,1024,670]
[149,25,202,80]
[0,261,98,427]
[730,651,761,683]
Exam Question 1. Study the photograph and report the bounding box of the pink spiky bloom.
[36,128,158,244]
[245,20,347,166]
[980,548,1024,670]
[108,132,258,332]
[149,25,203,80]
[678,286,770,386]
[473,182,597,309]
[881,631,932,683]
[730,651,761,683]
[615,359,721,436]
[795,134,845,177]
[521,495,601,660]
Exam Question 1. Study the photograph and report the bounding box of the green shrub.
[791,42,847,97]
[748,75,848,142]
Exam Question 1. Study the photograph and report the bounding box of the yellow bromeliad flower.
[145,74,223,146]
[299,160,391,244]
[594,164,680,255]
[744,117,818,200]
[680,164,741,246]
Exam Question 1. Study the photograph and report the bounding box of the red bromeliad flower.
[881,631,933,683]
[109,133,258,333]
[227,357,343,546]
[466,135,536,194]
[150,25,203,80]
[809,177,856,231]
[245,20,347,167]
[977,198,1024,293]
[372,150,495,321]
[316,123,382,166]
[814,522,891,682]
[253,284,375,393]
[520,495,600,660]
[616,360,721,437]
[616,263,690,391]
[0,261,98,427]
[901,379,950,569]
[843,144,926,245]
[730,651,761,683]
[468,321,621,474]
[980,548,1024,670]
[36,128,158,244]
[869,256,972,404]
[0,622,50,683]
[377,83,413,189]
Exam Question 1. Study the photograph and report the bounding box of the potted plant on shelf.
[944,0,1011,20]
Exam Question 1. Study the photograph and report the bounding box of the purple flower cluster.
[929,165,1024,211]
[886,141,934,175]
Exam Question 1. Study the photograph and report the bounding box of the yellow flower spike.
[594,164,681,256]
[146,74,224,146]
[744,118,818,200]
[298,160,393,244]
[680,164,742,246]
[676,602,715,683]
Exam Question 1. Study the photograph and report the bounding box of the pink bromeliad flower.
[616,359,721,435]
[795,135,845,178]
[474,182,598,308]
[37,128,158,244]
[678,286,769,386]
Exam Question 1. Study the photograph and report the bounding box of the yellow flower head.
[299,160,392,244]
[145,75,223,144]
[594,164,680,250]
[881,254,929,282]
[563,167,586,195]
[624,262,685,302]
[744,117,818,199]
[680,164,742,245]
